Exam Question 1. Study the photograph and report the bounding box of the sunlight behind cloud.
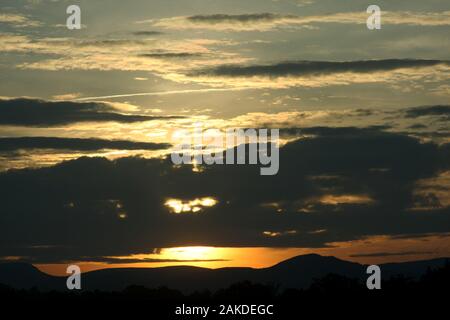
[165,197,218,214]
[319,194,374,205]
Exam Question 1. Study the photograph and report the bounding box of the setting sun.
[163,247,216,260]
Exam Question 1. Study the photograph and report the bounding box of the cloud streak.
[0,33,247,74]
[0,137,171,152]
[0,13,41,27]
[75,88,250,101]
[139,52,203,59]
[193,59,449,77]
[405,105,450,118]
[0,98,181,126]
[349,251,432,258]
[151,11,450,31]
[183,59,450,89]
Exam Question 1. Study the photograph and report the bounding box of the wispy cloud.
[405,105,450,118]
[0,137,171,152]
[139,52,203,59]
[0,33,248,74]
[149,11,450,31]
[349,251,432,258]
[181,59,450,89]
[131,30,164,36]
[0,13,41,27]
[194,59,449,77]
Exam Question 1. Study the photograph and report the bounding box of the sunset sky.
[0,0,449,276]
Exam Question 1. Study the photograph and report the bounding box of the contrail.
[75,87,250,101]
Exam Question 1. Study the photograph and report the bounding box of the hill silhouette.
[0,254,448,293]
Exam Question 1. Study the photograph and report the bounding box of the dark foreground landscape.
[1,254,448,317]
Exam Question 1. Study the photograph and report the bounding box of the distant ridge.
[0,262,60,290]
[0,255,448,292]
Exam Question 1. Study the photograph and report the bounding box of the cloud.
[2,106,446,171]
[5,30,445,89]
[349,251,432,258]
[150,13,308,31]
[0,255,226,264]
[0,98,181,127]
[410,171,450,211]
[0,137,171,152]
[187,13,291,23]
[132,31,164,36]
[52,93,82,100]
[181,59,450,88]
[150,11,450,31]
[193,59,450,77]
[87,257,226,264]
[139,52,203,59]
[0,13,41,27]
[0,33,247,74]
[0,127,449,262]
[405,105,450,118]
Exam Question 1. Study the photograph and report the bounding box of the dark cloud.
[349,251,432,258]
[388,232,450,240]
[0,137,171,152]
[77,257,227,264]
[0,127,449,263]
[132,31,164,36]
[192,59,449,77]
[139,52,202,59]
[77,39,146,46]
[405,105,450,118]
[0,98,180,127]
[0,255,226,264]
[399,130,450,141]
[187,13,291,23]
[407,124,427,130]
[283,126,391,137]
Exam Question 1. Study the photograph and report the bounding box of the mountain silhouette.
[0,254,448,292]
[0,262,61,290]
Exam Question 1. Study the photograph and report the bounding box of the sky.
[0,0,449,276]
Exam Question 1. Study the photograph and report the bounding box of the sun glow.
[35,232,450,276]
[318,194,374,205]
[165,197,218,213]
[163,246,216,260]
